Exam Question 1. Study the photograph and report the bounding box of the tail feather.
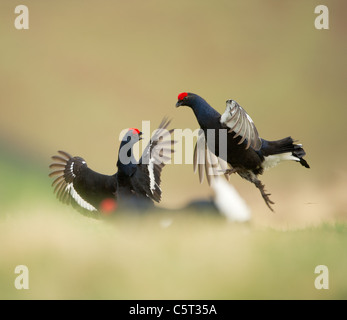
[298,157,310,168]
[261,137,310,169]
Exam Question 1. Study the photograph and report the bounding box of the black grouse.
[176,92,310,211]
[49,118,174,216]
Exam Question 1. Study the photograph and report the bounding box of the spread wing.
[49,150,117,214]
[193,129,230,186]
[131,118,175,203]
[220,99,262,150]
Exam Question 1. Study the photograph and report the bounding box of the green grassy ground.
[1,206,346,300]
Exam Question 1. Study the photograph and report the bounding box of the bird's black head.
[175,92,199,108]
[175,92,221,129]
[121,128,143,144]
[118,128,143,166]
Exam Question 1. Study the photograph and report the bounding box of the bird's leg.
[224,168,238,175]
[218,167,238,181]
[238,170,275,212]
[253,179,275,212]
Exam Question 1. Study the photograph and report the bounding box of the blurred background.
[0,0,346,299]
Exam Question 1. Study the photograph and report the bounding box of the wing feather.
[132,118,175,203]
[193,129,233,185]
[49,151,116,213]
[220,100,262,150]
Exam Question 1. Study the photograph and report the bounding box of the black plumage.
[49,118,174,216]
[116,118,175,209]
[176,92,310,211]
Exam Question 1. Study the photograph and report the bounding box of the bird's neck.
[191,97,221,129]
[117,140,138,176]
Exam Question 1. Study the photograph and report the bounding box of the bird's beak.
[138,132,143,140]
[176,100,183,108]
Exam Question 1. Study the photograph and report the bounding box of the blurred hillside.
[0,1,346,227]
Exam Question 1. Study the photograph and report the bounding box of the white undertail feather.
[211,177,251,222]
[262,152,300,170]
[66,183,97,212]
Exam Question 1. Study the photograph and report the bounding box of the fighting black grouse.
[49,118,174,216]
[176,92,309,211]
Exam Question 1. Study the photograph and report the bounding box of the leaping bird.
[176,92,310,211]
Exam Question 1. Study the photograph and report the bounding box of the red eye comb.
[129,128,140,134]
[178,92,188,101]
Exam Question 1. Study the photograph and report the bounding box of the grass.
[0,205,346,300]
